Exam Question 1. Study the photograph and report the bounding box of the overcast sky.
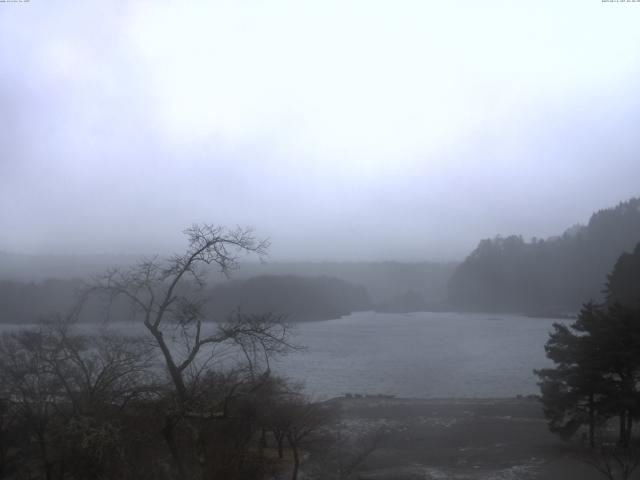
[1,1,639,261]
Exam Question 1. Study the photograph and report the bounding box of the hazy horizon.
[2,1,639,262]
[0,196,633,263]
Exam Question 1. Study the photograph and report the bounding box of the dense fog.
[2,1,640,261]
[2,2,640,480]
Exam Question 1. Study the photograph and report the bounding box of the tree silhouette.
[449,197,640,313]
[605,243,640,308]
[536,245,640,449]
[83,224,297,480]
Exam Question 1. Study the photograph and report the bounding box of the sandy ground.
[330,396,606,480]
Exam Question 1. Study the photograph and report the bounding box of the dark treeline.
[0,261,458,323]
[207,275,371,321]
[0,278,83,324]
[448,197,640,314]
[374,289,445,313]
[0,275,370,324]
[606,243,640,308]
[0,253,137,282]
[0,254,457,307]
[226,261,457,306]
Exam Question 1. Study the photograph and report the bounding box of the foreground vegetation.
[0,225,382,480]
[0,321,388,480]
[536,243,640,479]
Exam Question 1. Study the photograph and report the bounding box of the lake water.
[0,311,568,400]
[272,311,567,399]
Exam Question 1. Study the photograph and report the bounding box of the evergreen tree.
[605,243,640,308]
[536,303,613,446]
[536,301,640,446]
[449,197,640,313]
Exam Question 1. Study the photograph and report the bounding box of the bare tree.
[0,321,156,480]
[0,329,60,480]
[277,397,335,480]
[82,224,298,479]
[303,422,389,480]
[332,427,387,480]
[83,225,284,402]
[41,321,156,415]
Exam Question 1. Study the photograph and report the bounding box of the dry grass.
[327,396,605,480]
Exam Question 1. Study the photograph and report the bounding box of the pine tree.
[605,243,640,308]
[536,299,640,447]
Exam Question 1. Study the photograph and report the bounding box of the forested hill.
[0,275,371,324]
[447,197,640,314]
[0,254,456,306]
[206,275,372,321]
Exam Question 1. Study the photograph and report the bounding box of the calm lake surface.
[272,311,568,399]
[1,312,567,400]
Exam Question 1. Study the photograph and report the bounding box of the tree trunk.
[274,432,284,459]
[588,393,595,448]
[162,416,188,480]
[147,326,189,404]
[36,430,53,480]
[291,445,299,480]
[619,411,628,447]
[194,426,206,480]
